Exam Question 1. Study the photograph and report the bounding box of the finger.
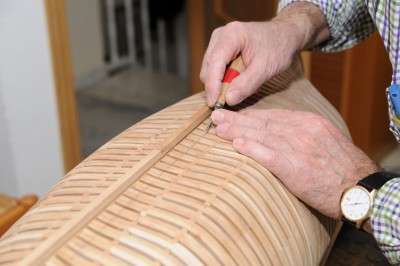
[212,110,300,146]
[239,109,296,123]
[211,109,263,129]
[205,52,241,107]
[215,123,287,148]
[200,27,223,83]
[239,109,345,143]
[205,78,224,107]
[211,109,296,136]
[203,35,243,106]
[232,138,290,179]
[225,59,270,105]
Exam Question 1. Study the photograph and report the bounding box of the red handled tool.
[205,55,245,132]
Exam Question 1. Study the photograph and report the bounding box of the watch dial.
[341,187,371,221]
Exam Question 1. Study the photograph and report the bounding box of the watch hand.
[344,202,367,206]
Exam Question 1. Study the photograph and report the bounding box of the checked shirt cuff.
[371,178,400,265]
[278,0,376,52]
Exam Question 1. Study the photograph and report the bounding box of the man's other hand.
[211,108,380,219]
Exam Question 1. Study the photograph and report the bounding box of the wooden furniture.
[309,33,397,160]
[0,194,37,237]
[0,58,346,265]
[188,0,396,161]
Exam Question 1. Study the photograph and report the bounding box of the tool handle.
[215,55,245,108]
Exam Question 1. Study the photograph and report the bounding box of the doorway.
[65,0,190,158]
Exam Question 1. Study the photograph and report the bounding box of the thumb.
[225,59,272,105]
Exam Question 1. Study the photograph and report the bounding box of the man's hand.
[200,20,298,107]
[200,2,330,107]
[211,108,380,219]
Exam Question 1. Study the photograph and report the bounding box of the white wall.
[66,0,106,88]
[0,1,64,197]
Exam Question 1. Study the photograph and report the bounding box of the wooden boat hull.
[0,58,348,265]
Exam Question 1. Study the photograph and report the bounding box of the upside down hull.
[0,59,349,265]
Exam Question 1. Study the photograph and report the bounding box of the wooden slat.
[17,105,211,265]
[0,58,344,265]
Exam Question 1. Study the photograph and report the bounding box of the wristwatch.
[340,171,398,229]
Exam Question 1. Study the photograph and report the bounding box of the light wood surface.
[0,58,348,265]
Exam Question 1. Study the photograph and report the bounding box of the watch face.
[341,186,372,221]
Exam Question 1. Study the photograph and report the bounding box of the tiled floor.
[77,67,188,158]
[77,67,399,265]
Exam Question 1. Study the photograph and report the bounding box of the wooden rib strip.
[19,106,211,266]
[128,227,202,266]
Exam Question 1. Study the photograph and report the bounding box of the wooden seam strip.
[20,106,211,265]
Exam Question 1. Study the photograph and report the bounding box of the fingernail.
[233,138,244,148]
[215,123,228,134]
[207,94,213,107]
[208,92,219,107]
[211,110,224,123]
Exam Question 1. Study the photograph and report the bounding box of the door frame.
[45,0,211,170]
[45,0,82,172]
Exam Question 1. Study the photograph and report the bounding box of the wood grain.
[45,0,82,172]
[188,0,207,94]
[0,58,348,265]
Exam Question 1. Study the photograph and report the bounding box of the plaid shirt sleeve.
[277,1,400,263]
[371,178,400,265]
[278,0,376,52]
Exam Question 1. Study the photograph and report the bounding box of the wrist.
[273,2,330,51]
[339,170,397,231]
[334,164,381,220]
[361,218,372,234]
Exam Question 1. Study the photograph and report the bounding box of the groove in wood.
[0,58,347,265]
